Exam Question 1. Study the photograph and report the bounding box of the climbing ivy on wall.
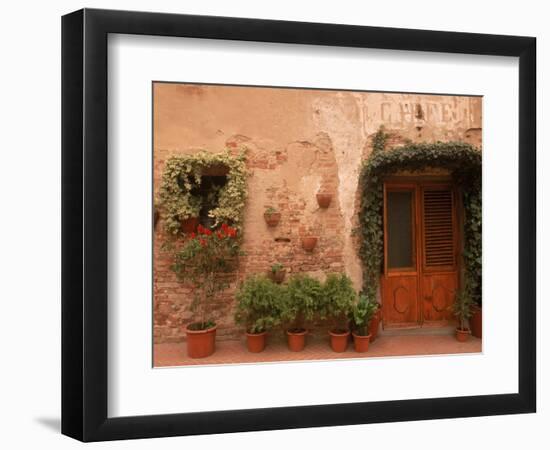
[358,128,482,306]
[158,150,248,236]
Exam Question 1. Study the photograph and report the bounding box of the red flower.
[216,231,224,239]
[204,228,212,236]
[199,238,207,247]
[189,232,196,239]
[226,227,237,238]
[197,224,206,234]
[221,223,229,232]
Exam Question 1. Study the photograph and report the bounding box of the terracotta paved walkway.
[154,332,482,367]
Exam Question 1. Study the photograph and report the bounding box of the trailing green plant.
[234,275,285,334]
[349,293,378,336]
[171,223,241,330]
[158,149,248,236]
[281,275,323,332]
[271,263,284,274]
[451,284,475,331]
[264,206,278,217]
[320,273,357,332]
[358,127,482,306]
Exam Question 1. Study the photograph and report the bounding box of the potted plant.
[171,223,240,358]
[316,192,332,208]
[350,293,378,352]
[234,275,284,353]
[281,275,323,351]
[264,206,281,227]
[301,236,318,252]
[451,285,474,342]
[177,197,202,233]
[268,263,286,284]
[321,274,356,352]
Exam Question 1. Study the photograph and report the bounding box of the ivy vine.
[358,128,482,306]
[158,150,248,236]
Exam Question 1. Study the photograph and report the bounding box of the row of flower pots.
[186,273,381,358]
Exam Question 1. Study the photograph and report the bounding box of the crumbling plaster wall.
[153,83,482,343]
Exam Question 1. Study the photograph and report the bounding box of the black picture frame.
[61,8,536,442]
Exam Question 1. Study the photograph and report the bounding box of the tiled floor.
[154,331,482,367]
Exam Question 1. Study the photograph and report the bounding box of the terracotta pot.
[455,327,470,342]
[301,237,318,252]
[329,329,350,352]
[352,332,372,353]
[368,308,382,342]
[286,329,307,352]
[246,331,267,353]
[185,324,217,358]
[181,217,199,233]
[268,270,285,284]
[316,193,332,208]
[264,212,281,227]
[470,304,482,338]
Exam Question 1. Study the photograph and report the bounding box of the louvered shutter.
[422,188,455,269]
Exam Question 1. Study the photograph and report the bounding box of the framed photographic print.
[61,8,536,442]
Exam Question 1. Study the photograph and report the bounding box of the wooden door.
[420,185,458,324]
[381,181,458,328]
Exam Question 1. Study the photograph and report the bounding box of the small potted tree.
[281,275,323,351]
[268,263,286,284]
[321,274,356,352]
[171,223,240,358]
[234,276,284,353]
[451,285,474,342]
[264,206,281,227]
[350,293,378,352]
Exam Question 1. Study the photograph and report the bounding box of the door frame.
[381,176,462,329]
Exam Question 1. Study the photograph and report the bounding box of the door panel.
[386,190,415,270]
[381,275,419,325]
[421,273,457,322]
[421,187,456,271]
[420,185,457,323]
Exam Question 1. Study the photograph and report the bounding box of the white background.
[0,0,547,449]
[109,35,518,417]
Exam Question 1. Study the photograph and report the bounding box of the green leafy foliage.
[281,275,323,332]
[271,262,284,274]
[451,284,475,331]
[319,273,357,331]
[234,276,284,334]
[349,293,378,336]
[358,128,482,307]
[158,150,248,236]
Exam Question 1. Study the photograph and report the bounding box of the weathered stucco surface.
[153,83,482,343]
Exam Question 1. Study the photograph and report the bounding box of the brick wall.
[153,83,482,344]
